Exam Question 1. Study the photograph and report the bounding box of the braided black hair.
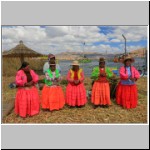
[124,60,132,76]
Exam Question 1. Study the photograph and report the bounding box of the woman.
[43,53,61,74]
[116,56,140,109]
[91,57,113,108]
[66,60,87,107]
[15,62,40,118]
[41,60,65,111]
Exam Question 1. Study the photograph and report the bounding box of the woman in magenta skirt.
[116,56,140,109]
[15,62,40,118]
[66,61,87,108]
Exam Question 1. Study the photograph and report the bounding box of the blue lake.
[58,58,146,77]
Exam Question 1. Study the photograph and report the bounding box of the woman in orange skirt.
[15,62,40,118]
[41,60,65,111]
[91,58,113,109]
[116,56,140,109]
[66,61,87,108]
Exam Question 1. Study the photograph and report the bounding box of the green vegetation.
[78,59,92,63]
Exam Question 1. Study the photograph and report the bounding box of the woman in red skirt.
[41,60,65,111]
[116,56,140,109]
[91,57,113,109]
[66,61,87,108]
[15,62,40,118]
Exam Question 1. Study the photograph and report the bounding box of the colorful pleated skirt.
[91,81,111,105]
[66,83,87,106]
[41,85,65,111]
[116,83,138,109]
[15,86,40,118]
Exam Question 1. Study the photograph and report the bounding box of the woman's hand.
[25,81,34,86]
[129,77,136,82]
[74,80,80,85]
[100,72,106,77]
[54,77,59,81]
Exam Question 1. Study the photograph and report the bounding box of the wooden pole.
[122,34,127,55]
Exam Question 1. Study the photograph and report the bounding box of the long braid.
[130,65,132,77]
[124,64,126,74]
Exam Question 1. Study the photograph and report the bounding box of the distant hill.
[55,51,115,60]
[53,47,147,60]
[129,47,147,57]
[55,52,83,60]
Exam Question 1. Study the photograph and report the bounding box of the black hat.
[18,62,29,70]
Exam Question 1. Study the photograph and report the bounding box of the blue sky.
[97,26,147,46]
[99,26,114,35]
[2,26,147,54]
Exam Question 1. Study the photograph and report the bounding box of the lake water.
[58,58,146,77]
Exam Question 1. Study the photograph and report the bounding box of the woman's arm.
[79,71,85,83]
[45,72,53,81]
[30,70,39,83]
[55,72,62,82]
[15,71,25,86]
[106,68,113,78]
[43,62,49,74]
[119,67,128,80]
[91,67,99,80]
[67,71,74,83]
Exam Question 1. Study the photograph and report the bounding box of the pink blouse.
[119,66,140,80]
[15,70,39,87]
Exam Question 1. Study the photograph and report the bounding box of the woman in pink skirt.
[66,61,87,108]
[15,62,40,118]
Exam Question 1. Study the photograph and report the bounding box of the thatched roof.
[2,40,43,57]
[2,40,45,63]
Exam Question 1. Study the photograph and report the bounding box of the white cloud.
[107,26,147,42]
[84,44,121,54]
[45,26,69,38]
[127,45,144,52]
[110,39,121,42]
[119,44,143,53]
[2,26,147,54]
[2,26,47,42]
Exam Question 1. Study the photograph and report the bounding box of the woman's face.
[125,59,131,67]
[49,57,55,63]
[50,65,56,72]
[23,65,30,72]
[72,65,79,71]
[99,62,105,68]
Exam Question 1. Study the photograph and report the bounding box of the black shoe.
[76,105,85,108]
[103,105,109,108]
[93,105,99,109]
[69,106,76,108]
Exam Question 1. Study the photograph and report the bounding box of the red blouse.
[98,68,108,83]
[74,71,78,80]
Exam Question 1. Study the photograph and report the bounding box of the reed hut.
[2,40,44,63]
